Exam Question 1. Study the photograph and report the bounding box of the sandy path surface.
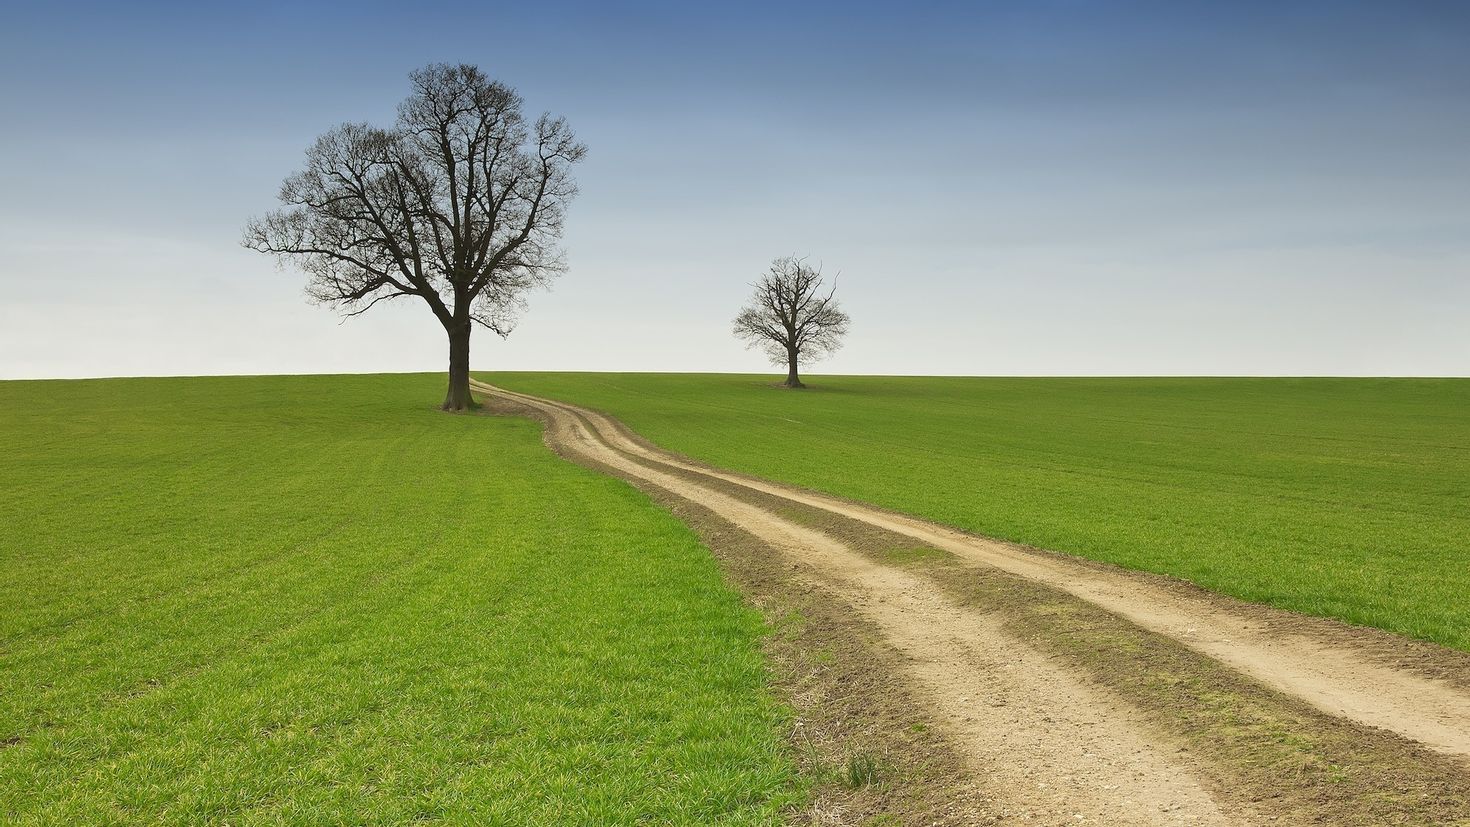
[475,380,1244,824]
[473,381,1470,765]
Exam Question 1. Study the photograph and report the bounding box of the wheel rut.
[472,380,1470,825]
[476,380,1245,824]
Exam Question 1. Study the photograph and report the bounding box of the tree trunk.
[784,348,804,388]
[443,321,474,411]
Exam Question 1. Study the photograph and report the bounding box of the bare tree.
[732,256,851,388]
[244,63,585,411]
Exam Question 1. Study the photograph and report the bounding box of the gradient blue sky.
[2,0,1467,378]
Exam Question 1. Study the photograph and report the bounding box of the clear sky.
[2,0,1467,379]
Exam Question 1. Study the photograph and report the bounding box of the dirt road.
[472,379,1470,825]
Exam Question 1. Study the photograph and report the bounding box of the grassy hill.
[487,373,1470,652]
[0,374,797,825]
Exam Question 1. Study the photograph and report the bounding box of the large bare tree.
[245,63,585,410]
[732,256,851,388]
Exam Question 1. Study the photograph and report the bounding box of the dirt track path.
[472,380,1470,823]
[475,380,1236,824]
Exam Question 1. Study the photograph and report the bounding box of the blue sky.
[2,0,1467,377]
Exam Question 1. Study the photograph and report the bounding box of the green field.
[0,374,797,825]
[486,373,1470,652]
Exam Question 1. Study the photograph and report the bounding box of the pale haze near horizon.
[2,1,1467,380]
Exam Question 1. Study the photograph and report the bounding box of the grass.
[0,373,800,825]
[484,372,1470,652]
[840,752,882,789]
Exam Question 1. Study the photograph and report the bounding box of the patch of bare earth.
[475,381,1470,826]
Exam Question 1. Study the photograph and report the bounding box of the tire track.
[474,380,1470,763]
[474,380,1239,825]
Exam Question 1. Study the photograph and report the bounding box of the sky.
[2,0,1467,379]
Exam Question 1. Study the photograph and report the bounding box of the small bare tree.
[244,63,585,410]
[732,256,851,388]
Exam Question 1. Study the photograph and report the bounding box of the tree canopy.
[245,63,585,410]
[733,256,851,388]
